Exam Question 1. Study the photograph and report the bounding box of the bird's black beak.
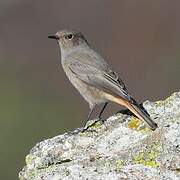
[48,35,59,40]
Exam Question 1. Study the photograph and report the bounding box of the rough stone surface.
[19,92,180,180]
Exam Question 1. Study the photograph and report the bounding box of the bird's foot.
[82,118,105,132]
[69,118,105,135]
[98,117,106,124]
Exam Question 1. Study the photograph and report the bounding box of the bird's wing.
[66,54,136,104]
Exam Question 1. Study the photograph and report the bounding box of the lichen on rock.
[19,92,180,180]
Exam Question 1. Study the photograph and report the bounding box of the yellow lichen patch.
[148,150,159,159]
[90,120,101,128]
[86,119,101,129]
[132,143,161,168]
[154,101,161,106]
[128,117,141,130]
[26,154,35,164]
[140,127,151,133]
[116,160,124,169]
[145,161,158,167]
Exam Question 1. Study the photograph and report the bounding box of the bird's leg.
[80,106,95,132]
[97,102,108,123]
[86,106,95,122]
[83,105,95,128]
[82,103,108,132]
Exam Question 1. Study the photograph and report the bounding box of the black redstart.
[48,30,157,130]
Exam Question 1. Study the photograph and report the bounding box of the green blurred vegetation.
[0,61,83,179]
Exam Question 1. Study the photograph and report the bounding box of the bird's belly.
[64,70,107,106]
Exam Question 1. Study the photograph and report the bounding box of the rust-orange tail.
[105,94,158,130]
[127,102,157,130]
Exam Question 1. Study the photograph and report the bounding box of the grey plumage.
[66,49,133,101]
[48,29,158,130]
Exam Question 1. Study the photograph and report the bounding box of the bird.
[48,29,158,130]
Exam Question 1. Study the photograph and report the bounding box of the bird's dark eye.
[65,34,73,40]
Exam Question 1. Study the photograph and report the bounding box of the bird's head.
[48,29,88,50]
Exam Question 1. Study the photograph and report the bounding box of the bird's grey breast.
[60,48,108,105]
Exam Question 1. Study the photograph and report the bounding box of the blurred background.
[0,0,180,179]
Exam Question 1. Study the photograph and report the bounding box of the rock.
[19,92,180,180]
